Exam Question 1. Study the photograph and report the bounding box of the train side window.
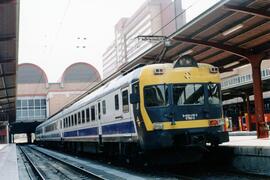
[86,108,90,122]
[122,90,129,113]
[98,103,101,119]
[78,112,81,124]
[102,100,106,114]
[74,114,77,125]
[72,114,75,125]
[114,95,119,110]
[71,115,74,126]
[82,110,85,123]
[68,116,71,127]
[91,106,95,121]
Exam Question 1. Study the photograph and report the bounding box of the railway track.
[18,145,45,180]
[18,145,105,180]
[18,145,268,180]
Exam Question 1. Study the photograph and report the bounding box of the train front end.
[133,56,229,150]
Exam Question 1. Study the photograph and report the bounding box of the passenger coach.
[36,56,229,155]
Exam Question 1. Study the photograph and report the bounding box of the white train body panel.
[36,68,141,143]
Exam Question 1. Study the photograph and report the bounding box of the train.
[35,55,229,159]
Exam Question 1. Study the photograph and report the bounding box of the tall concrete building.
[102,0,185,78]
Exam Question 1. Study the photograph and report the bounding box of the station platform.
[219,132,270,176]
[0,144,19,180]
[224,134,270,147]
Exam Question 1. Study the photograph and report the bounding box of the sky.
[19,0,145,82]
[19,0,219,82]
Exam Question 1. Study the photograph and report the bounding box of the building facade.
[16,62,101,124]
[102,0,185,78]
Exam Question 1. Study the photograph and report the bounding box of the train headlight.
[153,68,164,75]
[219,119,225,125]
[209,67,219,73]
[209,119,224,126]
[153,123,163,130]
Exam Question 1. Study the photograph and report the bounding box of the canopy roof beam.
[172,37,252,59]
[224,5,270,20]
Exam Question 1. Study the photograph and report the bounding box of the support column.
[6,124,9,144]
[27,133,32,144]
[245,94,252,131]
[8,132,11,143]
[249,54,269,138]
[242,93,252,131]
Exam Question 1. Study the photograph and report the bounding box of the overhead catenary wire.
[48,0,71,61]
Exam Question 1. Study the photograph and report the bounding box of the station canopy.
[116,0,270,100]
[0,1,18,123]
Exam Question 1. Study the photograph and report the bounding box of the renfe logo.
[182,114,198,120]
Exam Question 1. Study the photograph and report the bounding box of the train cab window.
[74,114,77,125]
[82,110,85,123]
[122,90,129,113]
[207,84,221,105]
[114,95,119,110]
[144,85,168,107]
[102,100,106,114]
[173,84,204,105]
[91,106,95,121]
[86,108,90,122]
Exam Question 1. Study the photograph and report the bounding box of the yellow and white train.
[36,56,229,156]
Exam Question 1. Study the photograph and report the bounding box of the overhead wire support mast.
[136,35,172,63]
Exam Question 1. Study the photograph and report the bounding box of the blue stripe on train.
[64,130,77,137]
[78,127,98,136]
[102,121,135,135]
[63,121,135,137]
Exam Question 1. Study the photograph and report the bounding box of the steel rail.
[18,146,46,180]
[29,146,107,180]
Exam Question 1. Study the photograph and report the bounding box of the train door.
[114,90,122,121]
[59,119,63,139]
[121,87,131,123]
[97,100,102,144]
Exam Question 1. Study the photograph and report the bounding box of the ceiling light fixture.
[223,61,240,69]
[222,24,243,36]
[180,49,193,56]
